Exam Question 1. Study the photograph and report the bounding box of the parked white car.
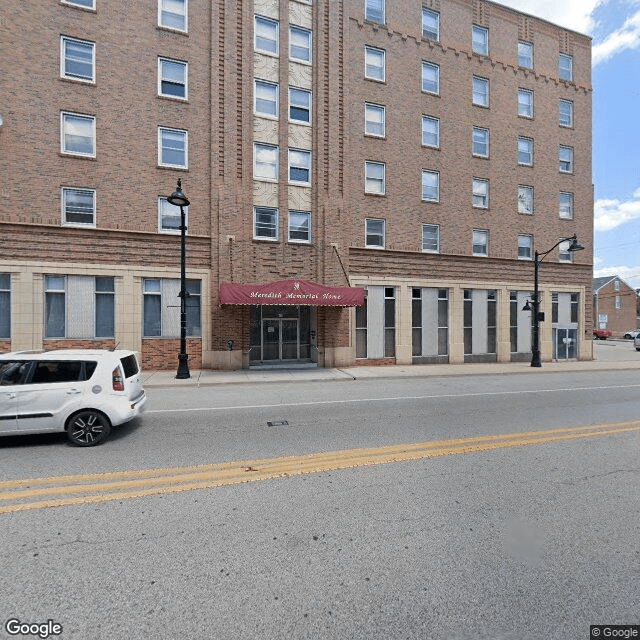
[0,349,146,446]
[623,329,640,339]
[635,335,640,352]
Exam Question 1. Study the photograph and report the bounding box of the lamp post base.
[176,353,190,379]
[530,351,542,368]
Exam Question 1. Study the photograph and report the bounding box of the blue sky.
[501,0,640,289]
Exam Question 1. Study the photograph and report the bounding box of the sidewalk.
[141,340,640,388]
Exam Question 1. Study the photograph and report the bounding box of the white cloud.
[592,10,640,64]
[498,0,604,34]
[594,188,640,231]
[594,265,640,288]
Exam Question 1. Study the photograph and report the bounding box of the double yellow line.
[1,421,639,515]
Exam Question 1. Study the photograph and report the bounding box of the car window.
[120,354,139,378]
[0,361,31,385]
[31,361,83,384]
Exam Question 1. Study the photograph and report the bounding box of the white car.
[635,335,640,352]
[0,349,146,446]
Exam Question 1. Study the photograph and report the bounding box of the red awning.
[219,279,364,307]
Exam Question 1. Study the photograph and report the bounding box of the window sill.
[157,26,189,37]
[158,94,189,103]
[157,164,189,172]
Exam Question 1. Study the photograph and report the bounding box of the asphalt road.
[1,369,639,640]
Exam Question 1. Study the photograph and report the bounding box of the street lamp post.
[524,234,584,368]
[167,179,191,379]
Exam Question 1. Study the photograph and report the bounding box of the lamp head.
[522,300,532,312]
[167,179,190,207]
[567,235,584,252]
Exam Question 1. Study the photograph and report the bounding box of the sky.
[500,0,640,289]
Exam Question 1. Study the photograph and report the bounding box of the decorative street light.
[523,234,584,368]
[167,179,191,379]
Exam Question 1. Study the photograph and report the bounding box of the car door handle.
[8,393,16,399]
[66,389,82,395]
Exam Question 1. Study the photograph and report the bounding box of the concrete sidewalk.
[141,340,640,388]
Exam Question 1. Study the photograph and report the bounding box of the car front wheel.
[66,410,111,446]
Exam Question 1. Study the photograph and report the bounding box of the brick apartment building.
[593,276,639,337]
[0,0,593,370]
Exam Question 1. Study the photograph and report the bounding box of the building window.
[290,25,311,63]
[255,15,278,54]
[254,207,279,240]
[422,116,439,147]
[0,274,10,340]
[472,127,489,157]
[422,224,439,253]
[422,62,440,94]
[288,210,311,243]
[365,103,385,137]
[95,277,115,338]
[518,41,533,68]
[365,46,385,82]
[365,0,384,24]
[472,178,489,208]
[559,239,573,262]
[255,80,278,117]
[412,288,449,358]
[518,137,533,166]
[158,127,187,168]
[559,192,574,219]
[254,143,278,181]
[289,148,311,185]
[61,112,95,157]
[365,219,385,248]
[356,296,367,358]
[518,89,533,118]
[518,185,534,215]
[62,188,95,226]
[158,57,187,99]
[422,8,439,41]
[559,145,573,173]
[159,0,187,31]
[61,37,95,82]
[473,230,488,256]
[560,100,573,127]
[615,295,622,310]
[472,25,488,55]
[613,279,620,291]
[45,275,66,338]
[158,196,188,233]
[472,76,489,106]
[422,170,439,202]
[518,234,533,260]
[63,0,95,8]
[384,287,395,357]
[143,278,201,337]
[559,53,573,81]
[365,161,385,195]
[289,87,311,124]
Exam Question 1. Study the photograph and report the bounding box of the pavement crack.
[558,468,640,485]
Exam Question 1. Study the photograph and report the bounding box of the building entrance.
[250,305,312,365]
[553,328,578,360]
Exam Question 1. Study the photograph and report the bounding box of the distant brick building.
[593,276,639,337]
[0,0,593,369]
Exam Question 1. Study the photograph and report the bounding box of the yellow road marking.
[1,421,638,515]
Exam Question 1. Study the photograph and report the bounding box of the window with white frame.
[473,178,489,208]
[422,224,439,253]
[472,76,489,106]
[254,207,279,240]
[365,219,385,248]
[365,103,385,137]
[95,277,115,338]
[518,41,533,68]
[472,127,489,157]
[63,0,95,8]
[289,148,311,185]
[422,116,439,148]
[472,229,488,256]
[518,185,534,215]
[290,25,311,63]
[518,137,533,166]
[0,274,10,340]
[255,80,278,117]
[422,170,439,202]
[559,53,573,81]
[518,89,533,118]
[62,187,95,226]
[559,192,573,219]
[422,62,439,94]
[559,146,573,173]
[472,25,488,55]
[158,127,187,168]
[159,0,187,31]
[158,196,188,233]
[158,57,187,99]
[61,37,95,82]
[365,161,385,195]
[558,239,573,262]
[422,8,439,41]
[255,15,278,54]
[615,295,622,310]
[143,278,201,337]
[61,112,95,157]
[518,234,533,260]
[560,99,573,127]
[254,143,278,181]
[44,275,66,338]
[288,210,311,243]
[289,87,311,124]
[365,46,385,82]
[365,0,384,23]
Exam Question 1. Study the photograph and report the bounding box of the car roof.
[0,349,137,360]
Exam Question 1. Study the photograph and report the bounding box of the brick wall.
[141,338,202,371]
[43,339,117,351]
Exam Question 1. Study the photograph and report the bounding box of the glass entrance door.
[262,318,299,361]
[554,328,577,360]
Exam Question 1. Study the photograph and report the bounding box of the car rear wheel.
[66,410,111,446]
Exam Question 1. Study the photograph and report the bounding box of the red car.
[593,329,612,340]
